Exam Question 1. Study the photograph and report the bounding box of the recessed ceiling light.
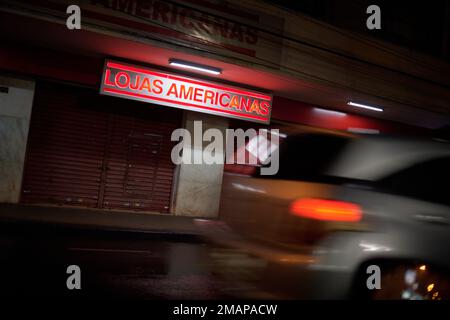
[348,101,383,112]
[313,107,347,117]
[347,127,380,134]
[169,59,221,75]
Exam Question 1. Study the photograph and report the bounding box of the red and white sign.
[100,60,273,124]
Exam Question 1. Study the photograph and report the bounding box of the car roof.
[326,134,450,181]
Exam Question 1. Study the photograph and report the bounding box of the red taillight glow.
[289,198,362,222]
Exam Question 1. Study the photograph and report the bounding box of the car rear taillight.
[289,198,362,222]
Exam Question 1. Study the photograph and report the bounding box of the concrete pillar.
[172,111,228,218]
[0,76,35,203]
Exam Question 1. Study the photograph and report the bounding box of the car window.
[262,134,351,181]
[377,157,450,205]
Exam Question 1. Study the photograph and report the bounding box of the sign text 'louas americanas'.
[100,60,272,124]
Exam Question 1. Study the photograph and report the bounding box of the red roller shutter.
[21,82,181,213]
[101,116,178,213]
[21,83,108,208]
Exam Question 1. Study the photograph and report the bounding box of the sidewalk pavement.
[0,203,205,235]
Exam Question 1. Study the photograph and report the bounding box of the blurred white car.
[201,132,450,299]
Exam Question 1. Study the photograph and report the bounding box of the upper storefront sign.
[100,60,272,124]
[4,0,284,65]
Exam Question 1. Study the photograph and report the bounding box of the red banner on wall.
[100,60,273,124]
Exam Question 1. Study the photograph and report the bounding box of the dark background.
[268,0,450,62]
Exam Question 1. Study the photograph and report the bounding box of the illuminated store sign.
[100,60,272,124]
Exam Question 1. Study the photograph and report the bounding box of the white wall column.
[0,76,35,203]
[172,111,228,218]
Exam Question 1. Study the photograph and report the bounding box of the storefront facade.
[0,0,445,220]
[0,57,421,218]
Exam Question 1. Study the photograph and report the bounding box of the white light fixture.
[169,59,221,75]
[313,107,347,117]
[259,129,288,138]
[347,127,380,134]
[348,101,383,112]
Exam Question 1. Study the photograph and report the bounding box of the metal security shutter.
[101,116,178,213]
[22,82,180,213]
[21,83,108,208]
